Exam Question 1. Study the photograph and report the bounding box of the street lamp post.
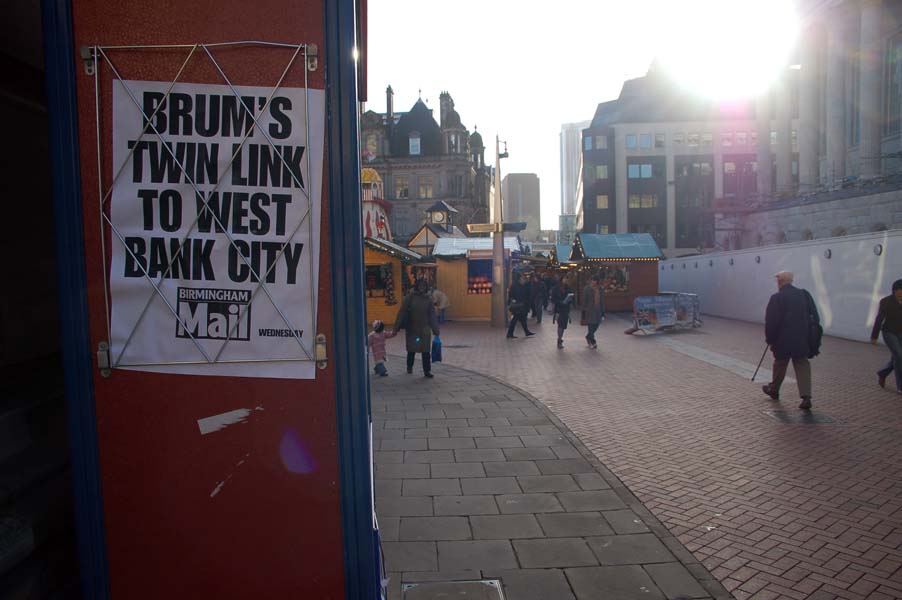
[491,135,508,328]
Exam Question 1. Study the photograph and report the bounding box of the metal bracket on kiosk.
[79,46,95,75]
[306,44,318,72]
[315,333,327,369]
[96,341,111,377]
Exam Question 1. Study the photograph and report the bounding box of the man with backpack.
[762,271,821,410]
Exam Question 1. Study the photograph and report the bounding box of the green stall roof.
[572,233,664,260]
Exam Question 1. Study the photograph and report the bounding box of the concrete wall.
[659,230,902,342]
[736,188,902,249]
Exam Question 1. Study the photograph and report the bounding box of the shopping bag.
[431,336,443,363]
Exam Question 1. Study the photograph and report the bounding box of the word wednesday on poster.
[110,80,324,379]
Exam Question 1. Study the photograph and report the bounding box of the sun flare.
[654,0,800,100]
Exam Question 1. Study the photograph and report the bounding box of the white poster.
[109,80,324,379]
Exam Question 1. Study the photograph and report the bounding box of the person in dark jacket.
[393,278,440,378]
[530,274,545,323]
[550,275,574,349]
[762,271,819,410]
[871,278,902,394]
[582,274,605,349]
[506,274,535,339]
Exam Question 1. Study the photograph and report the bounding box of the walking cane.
[751,345,769,382]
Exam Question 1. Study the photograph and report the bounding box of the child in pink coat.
[368,320,395,376]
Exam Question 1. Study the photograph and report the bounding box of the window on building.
[701,133,713,147]
[595,135,608,150]
[640,164,653,178]
[449,174,464,196]
[723,161,736,174]
[596,224,609,234]
[584,136,592,151]
[736,132,748,145]
[448,133,458,154]
[655,133,665,148]
[674,133,684,145]
[626,134,637,149]
[586,166,596,183]
[595,165,609,179]
[365,264,389,298]
[849,59,861,143]
[639,133,652,149]
[628,194,641,208]
[596,194,609,209]
[409,132,421,155]
[418,176,433,198]
[722,133,733,147]
[791,130,798,149]
[396,175,409,199]
[699,162,713,176]
[886,33,902,136]
[641,194,658,208]
[750,131,758,147]
[770,130,777,146]
[628,164,640,178]
[687,133,699,147]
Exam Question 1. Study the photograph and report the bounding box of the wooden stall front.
[364,238,422,327]
[569,233,663,312]
[435,251,494,322]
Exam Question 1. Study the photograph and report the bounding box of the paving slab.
[484,569,576,600]
[459,477,521,495]
[513,538,598,568]
[538,512,615,537]
[402,478,461,497]
[565,565,665,600]
[434,495,498,516]
[437,540,518,571]
[645,562,711,599]
[496,493,564,514]
[517,474,581,493]
[399,517,471,542]
[587,533,676,565]
[469,515,543,540]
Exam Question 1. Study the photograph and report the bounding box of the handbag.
[431,335,443,363]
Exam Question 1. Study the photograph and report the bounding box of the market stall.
[569,233,663,311]
[433,236,521,322]
[364,237,423,326]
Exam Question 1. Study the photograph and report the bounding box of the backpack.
[803,290,822,358]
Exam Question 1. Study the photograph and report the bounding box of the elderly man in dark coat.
[393,279,440,378]
[762,271,819,410]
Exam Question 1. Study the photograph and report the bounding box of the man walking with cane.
[761,271,820,410]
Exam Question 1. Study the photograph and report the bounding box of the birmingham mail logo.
[176,287,252,341]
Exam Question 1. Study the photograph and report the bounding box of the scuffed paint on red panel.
[71,2,346,597]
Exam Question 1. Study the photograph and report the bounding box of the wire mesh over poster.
[89,41,324,379]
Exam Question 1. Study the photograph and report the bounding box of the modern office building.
[581,65,786,256]
[501,173,541,241]
[560,120,590,216]
[360,87,492,244]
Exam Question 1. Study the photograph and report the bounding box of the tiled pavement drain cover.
[761,410,843,425]
[402,579,505,599]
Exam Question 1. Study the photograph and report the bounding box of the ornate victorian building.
[361,87,492,244]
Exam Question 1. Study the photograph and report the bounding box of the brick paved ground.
[381,314,902,600]
[372,362,729,600]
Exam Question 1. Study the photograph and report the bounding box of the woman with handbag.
[506,274,535,339]
[393,278,440,378]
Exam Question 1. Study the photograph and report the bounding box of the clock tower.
[425,200,457,234]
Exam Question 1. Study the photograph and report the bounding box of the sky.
[365,0,799,231]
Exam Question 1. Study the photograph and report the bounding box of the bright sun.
[654,0,800,100]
